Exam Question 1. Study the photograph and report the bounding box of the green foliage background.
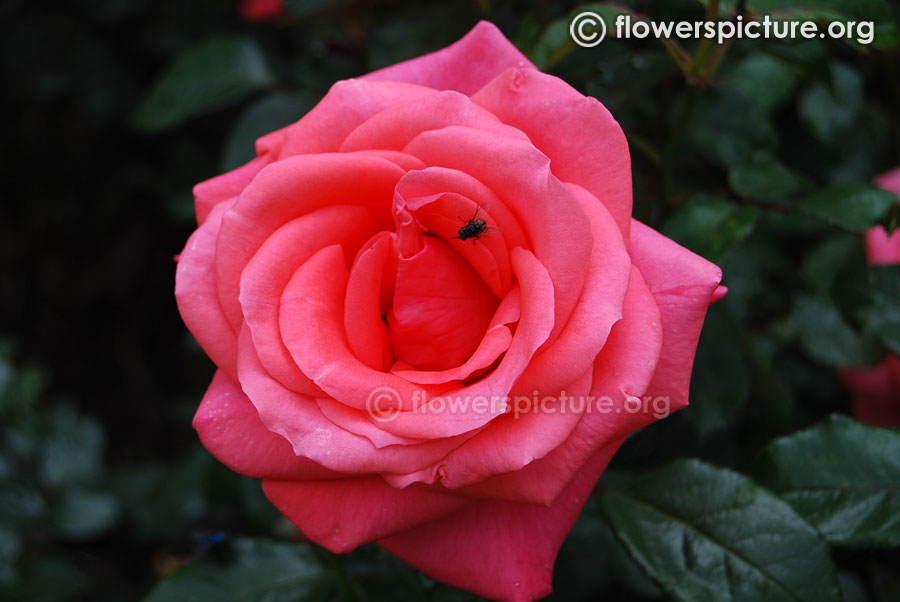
[1,0,899,600]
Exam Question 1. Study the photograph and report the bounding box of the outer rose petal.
[628,219,723,410]
[378,443,621,602]
[262,477,470,553]
[363,21,535,95]
[175,200,238,379]
[472,68,633,239]
[193,370,335,480]
[193,155,272,226]
[864,226,900,266]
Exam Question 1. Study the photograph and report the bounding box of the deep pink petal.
[629,219,723,410]
[864,226,900,266]
[378,444,619,602]
[193,155,272,226]
[840,355,900,427]
[175,199,238,379]
[389,237,499,370]
[193,370,335,480]
[263,477,470,553]
[472,68,633,239]
[362,21,535,95]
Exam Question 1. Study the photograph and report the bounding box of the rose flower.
[839,167,900,427]
[175,22,723,601]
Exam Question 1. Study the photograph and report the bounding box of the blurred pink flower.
[839,166,900,427]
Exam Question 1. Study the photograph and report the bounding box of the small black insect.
[450,207,491,242]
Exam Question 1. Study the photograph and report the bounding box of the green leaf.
[687,90,777,168]
[662,196,759,263]
[753,415,900,547]
[728,52,798,113]
[801,235,860,296]
[599,459,841,602]
[798,63,863,143]
[789,294,882,366]
[797,184,900,232]
[142,538,331,602]
[729,156,812,201]
[221,94,314,171]
[857,266,900,355]
[133,37,274,132]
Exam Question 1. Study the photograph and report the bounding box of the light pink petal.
[340,89,527,152]
[378,444,619,602]
[263,477,470,553]
[404,126,592,342]
[447,268,662,505]
[362,21,535,96]
[193,370,336,480]
[276,79,436,157]
[215,153,406,332]
[240,205,375,394]
[629,219,723,410]
[175,199,239,379]
[864,226,900,266]
[237,322,471,474]
[472,68,633,239]
[389,237,499,370]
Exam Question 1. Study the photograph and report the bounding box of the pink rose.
[175,22,723,601]
[240,0,283,22]
[839,167,900,427]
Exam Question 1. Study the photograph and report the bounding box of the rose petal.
[389,236,499,371]
[378,443,620,602]
[344,234,396,372]
[240,205,375,394]
[362,21,535,95]
[175,199,239,379]
[840,355,900,427]
[513,182,630,395]
[238,322,471,474]
[263,476,471,553]
[340,89,527,153]
[864,226,900,266]
[193,370,336,480]
[277,79,436,158]
[193,154,273,226]
[442,268,662,504]
[628,219,723,410]
[216,153,406,332]
[472,68,633,239]
[404,126,592,343]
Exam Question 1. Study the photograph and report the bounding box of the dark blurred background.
[1,0,899,600]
